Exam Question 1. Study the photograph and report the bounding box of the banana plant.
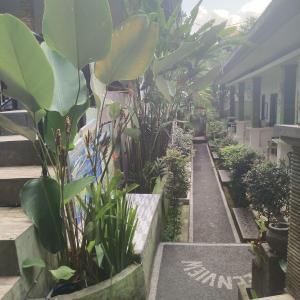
[0,1,161,284]
[0,14,54,116]
[123,0,238,192]
[43,0,113,70]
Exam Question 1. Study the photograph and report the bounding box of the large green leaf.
[64,176,94,204]
[44,100,89,152]
[190,66,222,91]
[0,14,54,112]
[0,113,36,143]
[22,257,46,269]
[181,0,203,35]
[43,0,113,69]
[90,64,107,108]
[50,266,76,281]
[95,15,159,84]
[41,43,88,116]
[153,22,225,76]
[20,177,65,253]
[155,76,176,102]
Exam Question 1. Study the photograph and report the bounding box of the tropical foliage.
[124,0,237,192]
[163,147,190,241]
[0,0,233,294]
[244,161,290,222]
[0,0,159,288]
[219,144,262,207]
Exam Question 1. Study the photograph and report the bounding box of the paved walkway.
[152,243,252,300]
[192,143,237,243]
[150,142,250,300]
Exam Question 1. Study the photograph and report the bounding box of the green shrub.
[172,127,193,157]
[215,136,237,153]
[244,161,290,222]
[219,144,262,207]
[163,148,190,241]
[163,171,183,241]
[207,118,226,140]
[163,148,190,198]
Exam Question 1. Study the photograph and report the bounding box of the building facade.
[220,1,300,298]
[219,0,300,163]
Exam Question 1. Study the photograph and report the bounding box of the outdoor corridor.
[149,142,252,300]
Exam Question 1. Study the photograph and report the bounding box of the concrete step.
[232,208,259,242]
[0,277,20,300]
[0,208,32,276]
[0,110,34,136]
[192,136,207,144]
[0,166,43,206]
[0,136,40,167]
[0,208,55,299]
[218,169,232,184]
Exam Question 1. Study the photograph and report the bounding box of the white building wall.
[260,66,282,126]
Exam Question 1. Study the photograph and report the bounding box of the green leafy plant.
[219,144,262,207]
[171,127,193,157]
[0,1,159,293]
[214,136,237,151]
[85,171,139,277]
[206,118,226,141]
[163,148,190,241]
[125,0,233,192]
[244,161,290,222]
[43,0,113,69]
[249,215,268,267]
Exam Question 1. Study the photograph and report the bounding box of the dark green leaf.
[44,100,89,152]
[20,177,65,253]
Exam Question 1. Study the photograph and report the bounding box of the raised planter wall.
[50,193,164,300]
[53,265,145,300]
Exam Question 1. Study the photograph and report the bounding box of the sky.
[182,0,272,27]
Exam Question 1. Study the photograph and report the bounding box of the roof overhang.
[219,0,300,85]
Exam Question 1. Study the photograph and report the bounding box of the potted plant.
[244,161,290,256]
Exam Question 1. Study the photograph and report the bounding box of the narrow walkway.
[192,143,236,243]
[152,243,252,300]
[149,141,251,300]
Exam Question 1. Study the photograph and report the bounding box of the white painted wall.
[260,66,282,125]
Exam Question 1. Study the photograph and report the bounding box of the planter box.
[52,264,145,300]
[49,193,163,300]
[238,283,251,300]
[252,244,285,298]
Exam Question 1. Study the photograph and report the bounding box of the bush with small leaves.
[244,161,290,222]
[207,118,226,140]
[163,148,190,241]
[219,144,262,207]
[172,127,193,157]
